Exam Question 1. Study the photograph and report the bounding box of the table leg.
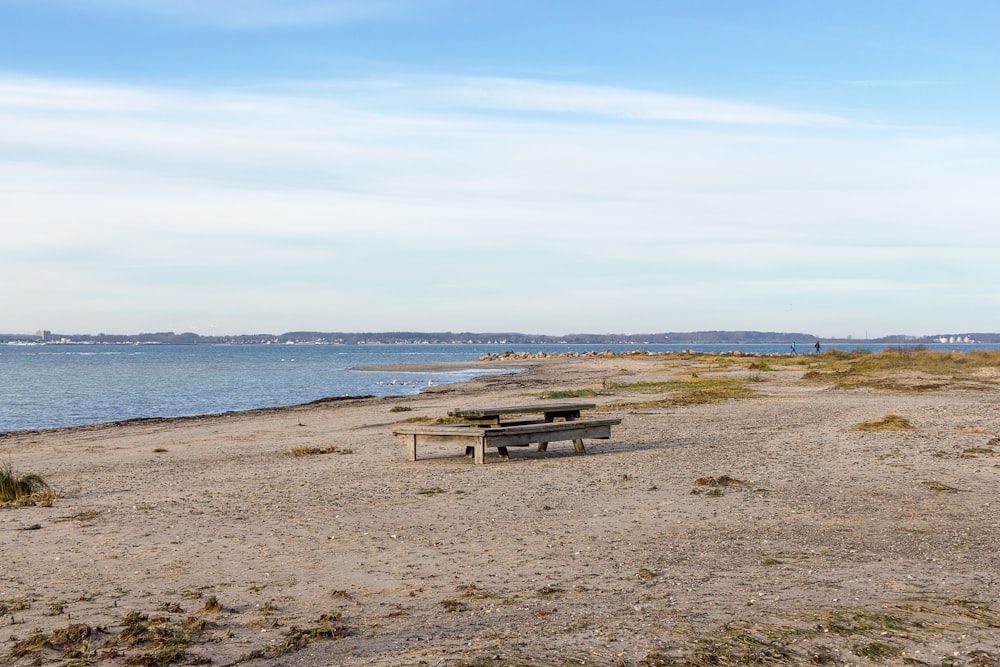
[474,439,486,465]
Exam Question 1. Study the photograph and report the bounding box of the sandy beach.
[2,352,999,666]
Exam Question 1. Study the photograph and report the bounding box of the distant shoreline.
[5,330,998,346]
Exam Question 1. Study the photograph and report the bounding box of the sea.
[1,341,994,433]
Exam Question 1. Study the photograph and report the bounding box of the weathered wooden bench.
[448,402,595,426]
[392,418,621,464]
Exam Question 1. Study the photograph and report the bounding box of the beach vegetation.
[802,348,1000,391]
[10,630,52,656]
[0,462,54,505]
[538,388,599,399]
[388,405,412,412]
[397,415,465,424]
[286,445,351,456]
[850,414,915,431]
[200,596,222,613]
[282,617,352,649]
[439,598,467,612]
[852,641,902,659]
[417,486,446,495]
[601,377,760,410]
[0,597,32,615]
[458,583,505,600]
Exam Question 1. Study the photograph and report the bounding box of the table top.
[448,402,596,418]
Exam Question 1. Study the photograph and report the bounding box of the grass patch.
[850,414,915,431]
[388,405,412,412]
[0,462,54,505]
[538,388,599,399]
[852,641,903,659]
[396,415,466,424]
[602,377,759,410]
[417,487,446,495]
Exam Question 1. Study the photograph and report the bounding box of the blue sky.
[2,1,998,337]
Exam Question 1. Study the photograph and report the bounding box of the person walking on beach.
[814,341,821,353]
[790,341,797,355]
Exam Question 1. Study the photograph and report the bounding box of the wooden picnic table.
[393,402,619,464]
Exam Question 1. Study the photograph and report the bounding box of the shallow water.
[0,341,989,432]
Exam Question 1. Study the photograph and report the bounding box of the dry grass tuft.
[850,414,915,431]
[0,462,54,506]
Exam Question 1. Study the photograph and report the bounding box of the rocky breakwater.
[479,350,653,361]
[479,349,768,361]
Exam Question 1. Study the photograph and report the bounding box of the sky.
[1,1,998,338]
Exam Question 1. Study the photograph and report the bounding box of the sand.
[2,354,999,666]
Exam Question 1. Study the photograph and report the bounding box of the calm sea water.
[0,342,992,433]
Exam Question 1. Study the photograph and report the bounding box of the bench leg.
[497,446,509,461]
[573,438,587,454]
[407,436,417,461]
[536,442,548,452]
[464,446,474,458]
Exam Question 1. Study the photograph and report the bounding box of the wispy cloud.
[449,77,849,126]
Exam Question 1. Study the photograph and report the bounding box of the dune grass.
[801,348,1000,391]
[0,462,54,505]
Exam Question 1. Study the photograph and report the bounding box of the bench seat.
[392,418,622,464]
